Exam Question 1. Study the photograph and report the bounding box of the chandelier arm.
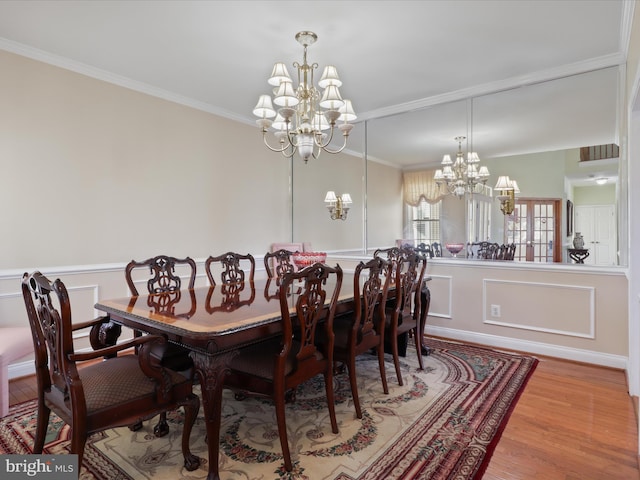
[316,133,349,155]
[261,132,294,154]
[313,124,336,149]
[261,133,298,159]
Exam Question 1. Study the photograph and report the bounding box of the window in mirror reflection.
[506,200,561,262]
[468,195,492,244]
[408,199,441,245]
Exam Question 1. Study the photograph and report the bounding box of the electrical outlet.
[490,304,501,317]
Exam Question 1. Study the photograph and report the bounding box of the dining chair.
[124,254,197,436]
[328,256,391,419]
[21,271,200,472]
[495,244,507,260]
[431,242,443,257]
[376,248,426,385]
[416,242,434,258]
[373,246,401,268]
[264,248,297,279]
[224,262,343,472]
[204,251,255,286]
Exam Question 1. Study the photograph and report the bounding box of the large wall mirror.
[292,66,624,266]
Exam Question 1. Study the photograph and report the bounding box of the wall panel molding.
[483,278,595,338]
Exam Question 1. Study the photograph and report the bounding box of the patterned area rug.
[0,339,537,479]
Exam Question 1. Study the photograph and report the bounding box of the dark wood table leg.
[190,350,236,480]
[420,280,432,356]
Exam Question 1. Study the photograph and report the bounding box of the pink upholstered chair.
[0,327,33,417]
[270,242,312,254]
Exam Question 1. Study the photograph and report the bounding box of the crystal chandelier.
[434,136,490,198]
[252,31,356,163]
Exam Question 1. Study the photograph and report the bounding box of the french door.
[504,199,561,262]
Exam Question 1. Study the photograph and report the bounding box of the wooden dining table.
[94,272,430,480]
[95,274,352,480]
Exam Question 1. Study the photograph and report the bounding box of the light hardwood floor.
[8,352,640,479]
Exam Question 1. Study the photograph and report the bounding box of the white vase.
[573,232,584,249]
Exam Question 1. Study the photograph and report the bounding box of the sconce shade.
[494,175,513,191]
[324,191,338,203]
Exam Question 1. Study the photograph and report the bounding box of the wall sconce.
[324,191,352,220]
[494,176,520,215]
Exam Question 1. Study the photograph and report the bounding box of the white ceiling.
[0,0,630,174]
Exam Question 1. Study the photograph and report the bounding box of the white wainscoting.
[426,275,453,319]
[482,278,595,338]
[0,258,270,380]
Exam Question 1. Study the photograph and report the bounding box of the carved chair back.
[205,252,255,286]
[352,256,392,342]
[264,248,297,279]
[125,255,197,296]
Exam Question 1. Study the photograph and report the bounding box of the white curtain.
[403,170,445,206]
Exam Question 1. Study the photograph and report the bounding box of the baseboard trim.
[9,361,34,380]
[426,325,628,369]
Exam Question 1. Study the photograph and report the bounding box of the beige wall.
[292,148,368,252]
[0,49,291,268]
[367,160,403,249]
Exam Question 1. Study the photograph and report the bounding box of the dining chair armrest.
[68,334,164,363]
[71,315,111,332]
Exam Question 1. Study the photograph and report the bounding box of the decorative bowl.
[445,243,465,257]
[291,252,327,269]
